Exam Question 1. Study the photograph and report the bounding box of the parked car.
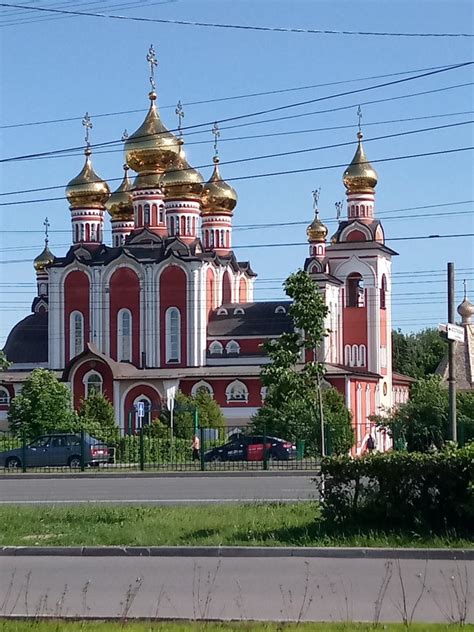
[204,435,296,462]
[0,433,110,469]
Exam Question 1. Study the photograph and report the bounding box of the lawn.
[0,503,471,548]
[0,620,468,631]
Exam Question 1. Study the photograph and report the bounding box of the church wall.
[109,267,141,366]
[159,265,187,367]
[64,270,90,364]
[71,358,114,410]
[122,383,162,431]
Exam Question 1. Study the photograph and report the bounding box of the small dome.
[307,214,328,242]
[124,92,180,179]
[201,157,237,215]
[106,165,134,221]
[65,150,110,209]
[343,132,378,192]
[457,297,474,323]
[33,243,55,271]
[160,140,204,200]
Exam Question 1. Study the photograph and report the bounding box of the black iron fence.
[0,425,319,473]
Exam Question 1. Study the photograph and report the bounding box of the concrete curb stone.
[0,546,472,560]
[0,470,318,480]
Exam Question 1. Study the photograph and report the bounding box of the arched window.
[380,274,387,309]
[74,224,79,242]
[346,273,364,307]
[85,372,103,397]
[220,229,225,247]
[118,309,132,362]
[274,305,286,314]
[169,216,175,235]
[191,381,214,397]
[134,396,151,428]
[144,203,150,225]
[181,216,186,235]
[209,340,224,355]
[226,340,240,355]
[70,311,84,358]
[352,344,358,367]
[90,224,96,241]
[344,345,351,366]
[186,217,191,235]
[216,307,228,316]
[165,307,181,363]
[80,224,85,241]
[159,205,164,223]
[226,380,249,403]
[360,204,365,216]
[210,231,214,247]
[85,224,90,241]
[152,204,157,224]
[358,344,366,367]
[0,387,10,405]
[233,307,245,315]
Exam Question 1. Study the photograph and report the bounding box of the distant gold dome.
[124,92,180,179]
[343,132,378,192]
[307,215,328,242]
[160,140,204,200]
[65,150,110,209]
[34,243,54,271]
[106,165,134,221]
[457,297,474,323]
[201,157,237,215]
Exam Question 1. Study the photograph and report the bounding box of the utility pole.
[447,262,457,442]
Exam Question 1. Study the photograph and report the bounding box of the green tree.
[251,269,353,455]
[322,387,354,456]
[0,350,11,371]
[8,368,76,438]
[159,389,225,439]
[375,375,474,452]
[392,328,447,379]
[77,391,120,444]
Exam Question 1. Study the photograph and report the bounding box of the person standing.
[192,434,200,461]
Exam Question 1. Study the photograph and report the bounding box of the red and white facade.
[1,83,412,454]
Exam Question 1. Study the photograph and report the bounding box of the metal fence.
[0,425,320,473]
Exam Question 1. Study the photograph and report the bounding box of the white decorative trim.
[82,370,103,397]
[225,379,249,403]
[191,380,214,396]
[165,306,181,364]
[225,340,240,355]
[209,340,224,355]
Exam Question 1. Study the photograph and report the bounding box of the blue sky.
[0,0,473,347]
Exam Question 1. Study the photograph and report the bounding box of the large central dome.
[124,92,180,178]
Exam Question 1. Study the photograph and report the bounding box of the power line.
[1,144,473,207]
[1,61,471,164]
[1,3,473,37]
[2,119,472,197]
[0,62,463,130]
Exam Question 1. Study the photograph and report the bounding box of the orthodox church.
[1,47,413,453]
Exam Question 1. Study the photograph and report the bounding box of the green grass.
[0,503,471,548]
[0,620,468,631]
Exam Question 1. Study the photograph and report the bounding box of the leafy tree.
[392,328,447,379]
[0,350,11,371]
[374,375,474,452]
[8,368,76,438]
[159,389,225,439]
[322,387,354,456]
[251,269,353,455]
[77,391,120,444]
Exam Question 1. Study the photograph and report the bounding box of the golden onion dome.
[343,132,378,192]
[457,297,474,323]
[201,157,237,215]
[160,140,204,200]
[34,243,55,272]
[106,165,134,221]
[65,149,110,209]
[307,214,328,242]
[124,92,180,178]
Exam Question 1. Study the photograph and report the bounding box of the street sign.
[447,323,465,343]
[136,402,145,418]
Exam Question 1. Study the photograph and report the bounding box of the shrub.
[116,436,191,464]
[320,444,474,533]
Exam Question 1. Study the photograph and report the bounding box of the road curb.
[0,470,318,480]
[0,546,472,560]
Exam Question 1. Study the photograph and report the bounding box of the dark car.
[204,435,296,462]
[1,433,110,469]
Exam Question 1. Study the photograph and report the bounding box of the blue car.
[1,433,110,469]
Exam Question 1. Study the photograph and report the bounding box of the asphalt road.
[1,555,472,623]
[0,475,317,505]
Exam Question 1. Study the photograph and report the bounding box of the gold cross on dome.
[146,44,158,91]
[82,112,92,148]
[357,105,362,134]
[312,188,321,215]
[175,100,184,137]
[43,217,50,245]
[212,121,220,156]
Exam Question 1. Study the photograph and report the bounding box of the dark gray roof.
[208,301,293,337]
[3,312,48,364]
